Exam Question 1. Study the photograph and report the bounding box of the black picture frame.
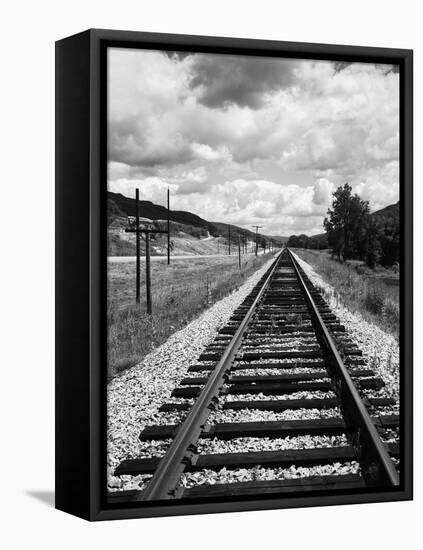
[55,28,413,521]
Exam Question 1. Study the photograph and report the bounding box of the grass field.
[293,249,399,338]
[107,253,271,377]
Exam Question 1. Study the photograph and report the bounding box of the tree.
[324,183,370,261]
[287,235,301,248]
[379,219,400,266]
[309,233,328,250]
[360,217,382,268]
[287,234,310,248]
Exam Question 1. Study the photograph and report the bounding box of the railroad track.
[109,248,399,503]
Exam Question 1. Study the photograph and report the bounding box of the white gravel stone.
[108,252,398,494]
[236,357,322,365]
[232,367,328,376]
[244,336,316,345]
[380,428,400,444]
[184,371,211,379]
[292,252,400,404]
[207,407,342,423]
[196,434,349,454]
[220,390,336,402]
[179,462,361,487]
[242,343,319,351]
[107,256,275,489]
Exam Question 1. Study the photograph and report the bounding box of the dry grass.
[107,254,271,377]
[293,249,399,338]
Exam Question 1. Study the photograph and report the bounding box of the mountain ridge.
[108,191,288,241]
[286,201,400,252]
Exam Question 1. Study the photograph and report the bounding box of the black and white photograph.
[2,0,419,542]
[106,46,404,503]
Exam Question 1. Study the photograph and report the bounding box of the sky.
[108,48,399,236]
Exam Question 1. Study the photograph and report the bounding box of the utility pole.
[167,188,170,265]
[135,189,140,303]
[145,232,151,310]
[252,225,262,257]
[228,225,231,255]
[126,189,169,314]
[238,235,241,269]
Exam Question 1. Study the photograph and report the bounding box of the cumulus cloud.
[354,160,399,211]
[275,62,399,174]
[313,178,334,205]
[110,177,172,206]
[108,48,193,167]
[108,48,399,235]
[190,143,231,161]
[188,54,300,109]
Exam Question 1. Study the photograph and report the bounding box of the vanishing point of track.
[110,248,399,503]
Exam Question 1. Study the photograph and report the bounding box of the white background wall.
[1,0,420,547]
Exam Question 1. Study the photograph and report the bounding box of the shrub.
[364,286,385,315]
[293,249,399,338]
[383,300,400,331]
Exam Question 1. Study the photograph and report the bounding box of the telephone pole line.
[126,188,169,314]
[135,189,140,303]
[167,188,170,265]
[252,225,263,257]
[238,235,241,268]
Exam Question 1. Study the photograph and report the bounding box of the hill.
[371,201,399,223]
[371,201,400,266]
[212,221,259,242]
[287,201,400,266]
[108,191,286,241]
[286,232,328,249]
[107,191,286,256]
[288,202,399,244]
[108,192,219,236]
[268,235,289,245]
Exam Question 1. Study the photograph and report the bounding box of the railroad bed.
[109,249,400,503]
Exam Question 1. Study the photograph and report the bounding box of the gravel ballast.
[108,252,400,494]
[207,407,342,424]
[107,256,276,490]
[292,251,400,453]
[196,434,349,454]
[292,251,400,403]
[219,390,335,402]
[179,462,361,488]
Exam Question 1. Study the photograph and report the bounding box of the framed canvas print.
[55,29,413,521]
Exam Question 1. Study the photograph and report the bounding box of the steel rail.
[136,251,284,501]
[287,249,399,487]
